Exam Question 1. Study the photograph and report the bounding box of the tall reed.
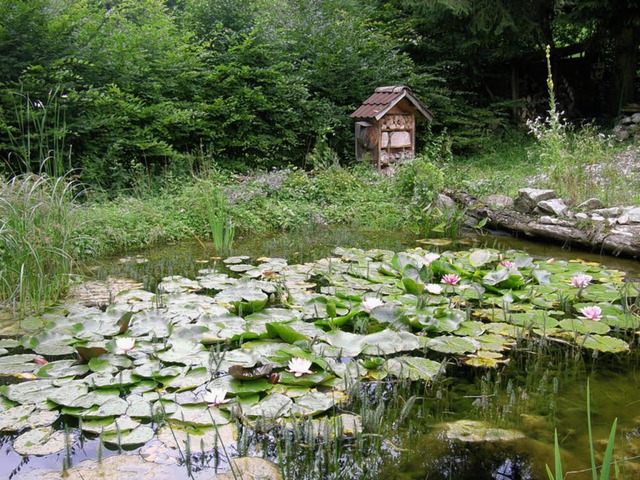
[0,173,81,315]
[7,84,71,177]
[205,187,235,254]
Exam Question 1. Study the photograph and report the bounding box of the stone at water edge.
[537,198,569,217]
[577,197,605,210]
[218,457,283,480]
[437,419,525,443]
[514,188,557,213]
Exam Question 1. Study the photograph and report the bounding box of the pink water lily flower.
[501,260,516,269]
[115,337,136,353]
[286,357,314,377]
[361,297,384,313]
[441,274,461,286]
[570,274,592,289]
[579,305,603,321]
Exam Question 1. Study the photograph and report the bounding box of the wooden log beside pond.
[448,189,640,258]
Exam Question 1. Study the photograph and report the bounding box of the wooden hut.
[350,86,434,170]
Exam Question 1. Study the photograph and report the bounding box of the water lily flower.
[115,337,135,353]
[286,357,314,377]
[426,283,443,295]
[361,297,384,313]
[203,389,230,407]
[424,252,441,266]
[501,260,516,269]
[33,356,48,365]
[441,274,461,286]
[570,274,592,289]
[579,305,603,321]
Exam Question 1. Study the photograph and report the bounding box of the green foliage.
[394,156,444,209]
[0,174,81,315]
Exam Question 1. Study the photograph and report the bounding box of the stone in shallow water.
[438,419,525,443]
[219,457,283,480]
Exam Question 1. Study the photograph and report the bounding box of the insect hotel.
[350,86,434,170]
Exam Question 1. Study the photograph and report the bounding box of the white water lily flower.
[424,252,441,266]
[115,337,135,353]
[286,357,314,377]
[203,389,230,407]
[361,297,384,313]
[426,284,443,295]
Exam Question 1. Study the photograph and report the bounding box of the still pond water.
[3,227,640,479]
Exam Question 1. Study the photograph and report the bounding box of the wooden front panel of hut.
[351,86,434,170]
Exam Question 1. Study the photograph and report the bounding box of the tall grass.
[527,46,629,205]
[0,173,81,315]
[6,84,71,178]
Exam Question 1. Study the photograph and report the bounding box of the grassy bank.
[2,124,638,317]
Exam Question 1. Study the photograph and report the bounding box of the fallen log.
[447,191,640,258]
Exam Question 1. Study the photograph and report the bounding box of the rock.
[219,457,283,480]
[591,214,605,222]
[577,198,604,210]
[613,125,630,141]
[437,419,525,443]
[575,212,589,220]
[514,188,556,213]
[618,213,630,224]
[537,198,569,217]
[433,193,457,210]
[632,112,640,123]
[538,216,574,227]
[627,207,640,223]
[481,194,514,209]
[592,207,623,218]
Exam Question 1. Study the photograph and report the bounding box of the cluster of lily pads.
[0,246,638,458]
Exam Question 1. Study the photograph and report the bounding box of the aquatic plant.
[0,173,82,315]
[204,187,235,254]
[0,245,637,475]
[547,379,618,480]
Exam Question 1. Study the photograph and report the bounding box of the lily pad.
[102,425,155,447]
[386,356,441,381]
[13,426,77,456]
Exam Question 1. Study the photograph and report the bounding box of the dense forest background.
[1,0,638,192]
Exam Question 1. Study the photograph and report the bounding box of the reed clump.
[0,173,82,315]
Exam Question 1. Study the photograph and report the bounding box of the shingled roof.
[350,86,434,121]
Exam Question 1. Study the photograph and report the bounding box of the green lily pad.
[576,334,629,353]
[102,425,155,447]
[425,336,481,354]
[362,330,420,355]
[386,356,441,381]
[558,318,610,335]
[244,392,292,419]
[13,426,77,456]
[0,404,59,432]
[290,391,336,416]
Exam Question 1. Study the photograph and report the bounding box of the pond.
[1,227,639,479]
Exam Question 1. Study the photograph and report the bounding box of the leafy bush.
[394,156,444,209]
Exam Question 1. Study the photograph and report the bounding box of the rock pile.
[614,110,640,141]
[448,188,640,258]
